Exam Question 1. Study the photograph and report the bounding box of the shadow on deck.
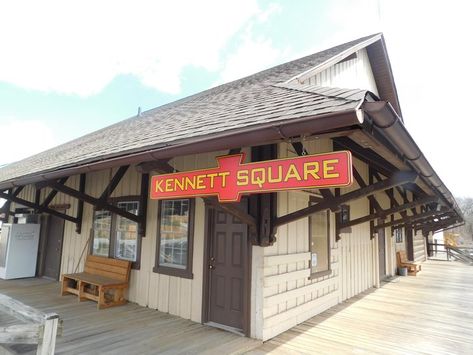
[250,260,473,354]
[0,278,260,355]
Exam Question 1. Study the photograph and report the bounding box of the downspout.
[363,101,463,223]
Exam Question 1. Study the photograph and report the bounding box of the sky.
[0,0,472,197]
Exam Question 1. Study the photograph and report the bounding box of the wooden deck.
[251,260,473,354]
[0,278,260,355]
[2,260,473,354]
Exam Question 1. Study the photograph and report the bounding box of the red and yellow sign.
[150,151,353,202]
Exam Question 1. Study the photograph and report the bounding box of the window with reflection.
[394,228,403,243]
[115,201,139,262]
[154,199,194,278]
[91,198,141,268]
[92,210,111,257]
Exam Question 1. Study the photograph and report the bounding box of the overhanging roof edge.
[0,109,362,190]
[363,101,463,223]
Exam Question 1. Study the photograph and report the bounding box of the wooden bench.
[61,255,131,309]
[396,251,422,276]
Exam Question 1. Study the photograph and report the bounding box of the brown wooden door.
[43,216,65,280]
[378,225,386,279]
[207,204,249,331]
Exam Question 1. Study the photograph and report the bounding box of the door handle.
[210,257,215,262]
[209,265,215,270]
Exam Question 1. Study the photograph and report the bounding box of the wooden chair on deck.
[61,255,131,309]
[396,251,421,276]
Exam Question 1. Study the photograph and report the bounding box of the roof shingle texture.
[0,35,376,184]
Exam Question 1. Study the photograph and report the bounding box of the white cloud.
[377,0,473,197]
[0,0,262,96]
[319,0,473,197]
[217,4,287,85]
[0,119,56,165]
[218,32,288,84]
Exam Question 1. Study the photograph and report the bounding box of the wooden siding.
[45,150,253,325]
[7,149,253,328]
[413,230,427,262]
[302,49,379,95]
[258,139,380,341]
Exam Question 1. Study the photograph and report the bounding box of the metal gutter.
[0,109,363,190]
[363,101,463,222]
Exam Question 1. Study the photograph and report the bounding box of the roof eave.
[363,101,463,223]
[0,109,363,190]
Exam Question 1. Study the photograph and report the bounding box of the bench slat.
[85,261,129,276]
[82,267,129,282]
[86,255,131,268]
[84,265,128,282]
[63,273,127,286]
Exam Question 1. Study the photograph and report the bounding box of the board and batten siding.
[413,230,427,262]
[298,48,379,95]
[255,139,378,340]
[10,150,246,324]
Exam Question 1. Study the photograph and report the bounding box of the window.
[92,210,111,257]
[309,203,330,278]
[91,197,141,269]
[394,228,403,243]
[154,199,194,279]
[115,201,139,261]
[340,204,350,223]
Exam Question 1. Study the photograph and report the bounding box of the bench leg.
[96,287,128,309]
[78,281,87,302]
[60,277,68,296]
[61,277,74,296]
[98,286,105,310]
[114,287,125,304]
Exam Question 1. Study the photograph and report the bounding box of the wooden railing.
[427,242,473,264]
[0,293,61,355]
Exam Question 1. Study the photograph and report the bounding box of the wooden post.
[36,314,59,355]
[0,294,60,355]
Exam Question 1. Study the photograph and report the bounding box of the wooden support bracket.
[0,191,78,223]
[44,182,140,223]
[339,196,438,229]
[274,170,418,228]
[375,209,452,230]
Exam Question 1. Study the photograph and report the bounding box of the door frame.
[37,214,65,280]
[201,202,252,337]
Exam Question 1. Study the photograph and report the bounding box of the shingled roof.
[0,34,382,185]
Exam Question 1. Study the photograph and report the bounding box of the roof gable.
[285,34,382,84]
